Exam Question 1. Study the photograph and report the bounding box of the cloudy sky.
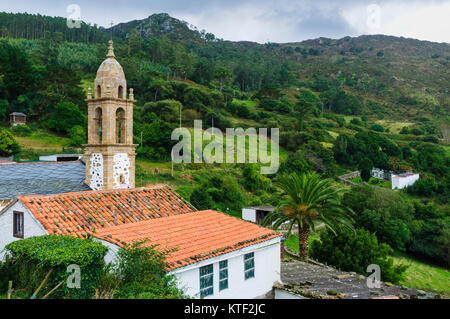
[1,0,449,43]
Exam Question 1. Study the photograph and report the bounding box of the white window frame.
[219,260,229,291]
[244,252,255,280]
[199,264,214,298]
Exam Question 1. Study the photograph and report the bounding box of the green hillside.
[0,11,449,292]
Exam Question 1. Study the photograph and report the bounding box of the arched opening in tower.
[96,85,101,98]
[95,107,103,144]
[116,108,125,144]
[118,85,124,99]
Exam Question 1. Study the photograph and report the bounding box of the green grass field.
[393,253,450,296]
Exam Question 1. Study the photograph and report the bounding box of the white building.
[242,206,275,224]
[391,173,420,189]
[96,210,281,299]
[0,187,281,299]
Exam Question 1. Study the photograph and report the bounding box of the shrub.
[406,176,438,197]
[10,124,32,137]
[358,157,373,182]
[69,125,86,147]
[310,228,408,284]
[4,235,107,299]
[370,124,384,132]
[190,187,213,210]
[112,241,185,299]
[0,128,20,157]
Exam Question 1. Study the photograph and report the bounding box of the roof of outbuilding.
[0,161,90,200]
[95,210,281,270]
[10,112,26,116]
[17,185,196,237]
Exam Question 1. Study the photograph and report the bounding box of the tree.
[359,157,373,182]
[295,88,320,131]
[190,187,213,210]
[262,172,354,261]
[310,228,408,284]
[214,66,231,93]
[45,102,86,134]
[0,128,20,157]
[69,125,86,147]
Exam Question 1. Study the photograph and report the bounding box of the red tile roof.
[95,210,282,270]
[18,185,196,237]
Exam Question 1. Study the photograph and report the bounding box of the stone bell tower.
[84,40,137,190]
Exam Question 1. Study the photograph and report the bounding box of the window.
[219,260,228,291]
[96,85,101,98]
[95,107,102,144]
[116,108,125,144]
[118,86,124,99]
[13,211,24,238]
[199,264,213,298]
[244,252,255,280]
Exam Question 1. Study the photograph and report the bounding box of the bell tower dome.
[84,40,137,190]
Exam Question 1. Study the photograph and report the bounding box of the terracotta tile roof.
[95,210,281,270]
[17,185,196,237]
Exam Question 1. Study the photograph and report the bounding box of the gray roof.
[277,260,436,299]
[0,161,90,200]
[244,206,276,212]
[10,112,26,116]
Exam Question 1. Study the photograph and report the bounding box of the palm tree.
[262,172,354,261]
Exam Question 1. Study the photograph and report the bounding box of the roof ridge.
[17,184,168,200]
[0,160,82,166]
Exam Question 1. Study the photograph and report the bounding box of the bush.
[4,235,107,299]
[343,185,414,251]
[370,124,384,132]
[0,128,20,157]
[10,124,32,137]
[310,228,408,284]
[406,176,438,197]
[112,241,185,299]
[190,187,213,210]
[69,125,86,147]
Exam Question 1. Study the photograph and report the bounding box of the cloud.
[2,0,449,43]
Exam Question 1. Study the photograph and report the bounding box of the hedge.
[3,235,108,299]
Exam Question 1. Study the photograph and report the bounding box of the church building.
[0,41,281,299]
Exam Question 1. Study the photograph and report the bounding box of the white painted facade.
[171,237,281,299]
[0,201,47,259]
[242,208,257,223]
[99,237,281,299]
[391,174,420,189]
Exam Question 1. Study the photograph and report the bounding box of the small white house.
[242,206,275,224]
[391,173,420,189]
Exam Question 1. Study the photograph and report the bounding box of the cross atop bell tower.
[84,40,137,190]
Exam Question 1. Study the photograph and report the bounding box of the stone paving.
[276,259,439,299]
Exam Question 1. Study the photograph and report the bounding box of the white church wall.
[171,237,281,299]
[0,201,48,260]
